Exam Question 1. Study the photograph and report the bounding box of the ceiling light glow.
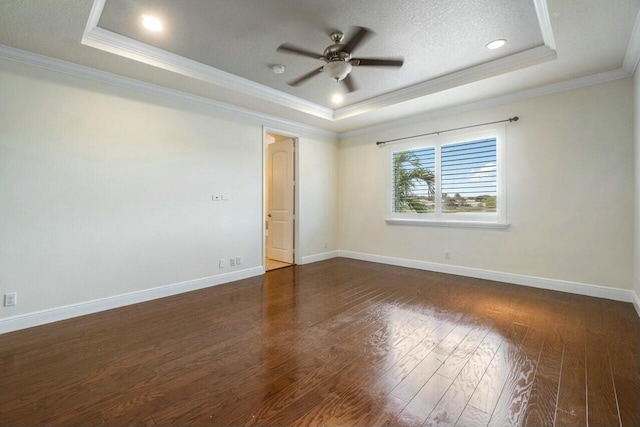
[486,39,506,50]
[331,94,343,104]
[141,15,163,32]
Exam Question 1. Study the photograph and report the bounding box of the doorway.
[264,131,297,271]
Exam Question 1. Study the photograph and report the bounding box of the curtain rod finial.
[510,116,519,122]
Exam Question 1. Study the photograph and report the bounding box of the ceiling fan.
[277,26,404,93]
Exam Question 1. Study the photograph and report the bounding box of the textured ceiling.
[0,0,638,133]
[97,0,544,108]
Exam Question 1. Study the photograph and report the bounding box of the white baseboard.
[633,290,640,317]
[3,253,637,335]
[337,250,638,308]
[299,250,340,265]
[0,266,264,335]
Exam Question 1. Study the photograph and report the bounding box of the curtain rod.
[375,116,519,146]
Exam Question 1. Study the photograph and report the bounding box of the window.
[386,125,507,228]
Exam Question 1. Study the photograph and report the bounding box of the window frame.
[385,123,507,228]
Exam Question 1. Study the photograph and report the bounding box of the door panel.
[267,139,294,263]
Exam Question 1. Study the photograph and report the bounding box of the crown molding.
[0,41,630,142]
[623,8,640,75]
[2,42,630,141]
[339,68,630,138]
[0,44,338,138]
[533,0,556,50]
[333,45,556,121]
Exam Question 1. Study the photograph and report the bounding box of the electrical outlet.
[4,292,17,307]
[444,251,451,260]
[235,256,241,265]
[218,259,225,268]
[229,257,236,267]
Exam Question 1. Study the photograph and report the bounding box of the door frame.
[262,127,300,269]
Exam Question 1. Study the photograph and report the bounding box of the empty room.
[1,1,639,426]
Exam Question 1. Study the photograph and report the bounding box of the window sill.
[385,218,509,229]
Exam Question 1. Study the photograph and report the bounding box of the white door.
[267,138,294,263]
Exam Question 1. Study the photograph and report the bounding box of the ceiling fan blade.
[341,26,374,54]
[352,57,404,67]
[277,44,325,60]
[342,74,357,93]
[288,66,324,86]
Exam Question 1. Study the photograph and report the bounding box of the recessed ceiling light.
[141,15,163,32]
[272,64,285,74]
[331,94,343,104]
[486,39,506,50]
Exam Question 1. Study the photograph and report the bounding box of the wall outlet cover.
[4,292,17,307]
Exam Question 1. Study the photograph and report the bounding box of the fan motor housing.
[324,44,351,62]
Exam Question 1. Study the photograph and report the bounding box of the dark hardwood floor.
[0,258,638,426]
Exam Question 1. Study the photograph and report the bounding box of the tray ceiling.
[96,0,546,110]
[86,0,555,119]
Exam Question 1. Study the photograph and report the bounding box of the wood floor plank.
[487,316,547,426]
[585,332,621,426]
[456,404,491,427]
[396,373,453,426]
[195,291,423,425]
[521,322,564,427]
[233,291,441,426]
[608,339,640,427]
[391,322,470,403]
[466,322,528,415]
[291,319,443,426]
[35,281,397,421]
[0,258,636,426]
[555,341,587,426]
[423,331,503,427]
[436,326,489,380]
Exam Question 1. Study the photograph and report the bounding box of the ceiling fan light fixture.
[141,14,163,32]
[279,26,402,92]
[323,61,352,81]
[272,64,286,74]
[486,39,506,49]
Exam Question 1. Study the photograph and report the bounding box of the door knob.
[267,213,272,217]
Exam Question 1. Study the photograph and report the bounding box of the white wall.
[339,79,635,290]
[0,50,635,327]
[299,133,339,256]
[0,57,338,320]
[635,70,640,298]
